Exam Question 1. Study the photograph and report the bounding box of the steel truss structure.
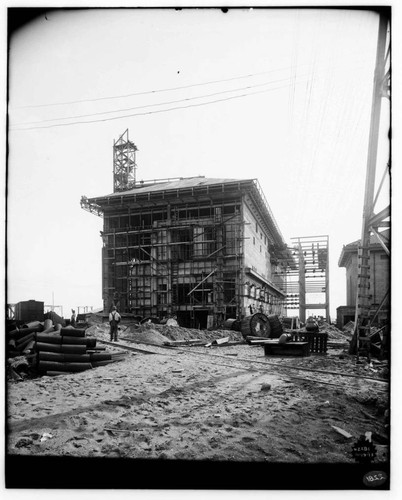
[113,129,138,193]
[284,235,330,322]
[351,11,390,357]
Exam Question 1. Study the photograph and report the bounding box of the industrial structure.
[349,11,390,357]
[337,231,390,329]
[81,132,296,328]
[285,235,330,323]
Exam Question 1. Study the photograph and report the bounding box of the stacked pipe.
[7,321,46,380]
[7,318,127,379]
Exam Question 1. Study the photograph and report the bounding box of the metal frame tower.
[287,235,330,323]
[350,11,390,358]
[113,129,138,192]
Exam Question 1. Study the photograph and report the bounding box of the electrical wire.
[14,65,313,109]
[10,78,313,131]
[11,73,314,127]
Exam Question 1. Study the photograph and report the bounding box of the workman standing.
[71,309,76,327]
[109,306,121,342]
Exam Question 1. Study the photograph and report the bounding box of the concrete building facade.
[86,176,293,329]
[337,231,390,328]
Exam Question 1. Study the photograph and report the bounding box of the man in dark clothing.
[109,306,121,341]
[71,309,76,327]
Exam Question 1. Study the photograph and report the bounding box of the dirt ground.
[6,320,390,488]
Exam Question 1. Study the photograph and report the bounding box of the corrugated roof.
[102,176,243,198]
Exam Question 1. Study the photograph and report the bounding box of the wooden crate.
[263,341,310,357]
[302,332,328,353]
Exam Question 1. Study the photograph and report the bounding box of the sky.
[6,6,392,320]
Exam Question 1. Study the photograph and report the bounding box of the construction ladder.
[356,245,372,362]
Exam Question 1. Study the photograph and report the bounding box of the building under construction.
[81,131,295,328]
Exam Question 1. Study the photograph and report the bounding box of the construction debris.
[212,337,229,345]
[331,425,353,439]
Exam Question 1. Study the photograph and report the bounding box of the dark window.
[115,265,128,278]
[225,224,237,254]
[171,228,193,261]
[141,213,152,226]
[199,207,212,218]
[223,205,236,215]
[130,214,141,227]
[204,227,216,255]
[109,217,119,229]
[115,234,127,247]
[128,233,139,246]
[120,216,129,228]
[172,283,192,304]
[115,249,128,262]
[223,273,236,303]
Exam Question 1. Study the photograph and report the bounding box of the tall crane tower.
[350,10,391,359]
[113,129,138,192]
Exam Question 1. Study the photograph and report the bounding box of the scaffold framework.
[286,235,330,322]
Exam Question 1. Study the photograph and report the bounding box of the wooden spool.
[267,315,284,338]
[240,313,270,338]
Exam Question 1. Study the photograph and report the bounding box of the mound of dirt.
[152,324,243,342]
[124,325,171,345]
[86,313,105,326]
[88,321,244,344]
[85,324,109,337]
[318,322,352,340]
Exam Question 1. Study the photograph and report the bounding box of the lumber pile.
[6,319,126,379]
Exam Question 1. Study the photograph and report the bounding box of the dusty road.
[6,324,390,489]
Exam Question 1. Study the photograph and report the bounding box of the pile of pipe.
[7,319,126,380]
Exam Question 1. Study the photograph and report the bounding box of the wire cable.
[11,73,314,127]
[14,65,312,109]
[10,78,313,131]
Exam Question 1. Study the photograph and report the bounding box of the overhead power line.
[10,79,312,131]
[12,74,314,127]
[12,54,369,110]
[14,66,304,109]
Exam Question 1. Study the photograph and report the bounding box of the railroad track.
[98,337,388,393]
